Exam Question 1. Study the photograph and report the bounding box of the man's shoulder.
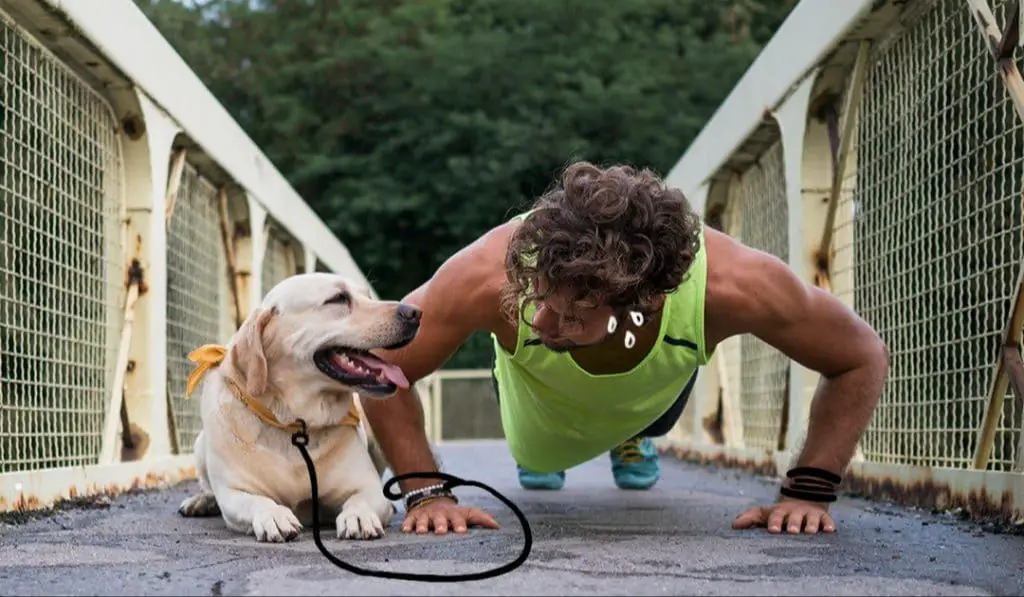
[701,226,814,345]
[704,226,776,304]
[703,225,793,291]
[447,218,517,284]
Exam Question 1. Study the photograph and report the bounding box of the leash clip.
[290,419,309,447]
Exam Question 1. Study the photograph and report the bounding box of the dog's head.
[228,273,420,404]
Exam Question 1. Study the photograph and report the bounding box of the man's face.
[529,290,616,353]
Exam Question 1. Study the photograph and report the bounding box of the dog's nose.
[397,303,422,323]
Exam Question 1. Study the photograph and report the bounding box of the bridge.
[1,441,1021,595]
[1,0,1023,595]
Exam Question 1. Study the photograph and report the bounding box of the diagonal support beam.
[217,187,244,329]
[995,0,1020,58]
[99,239,148,465]
[815,40,871,287]
[163,149,188,229]
[964,0,1024,469]
[966,0,1024,121]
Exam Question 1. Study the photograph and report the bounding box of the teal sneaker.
[610,437,660,490]
[517,465,566,490]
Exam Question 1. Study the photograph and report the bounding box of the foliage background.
[136,0,796,368]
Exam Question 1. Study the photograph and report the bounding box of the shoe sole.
[615,482,658,490]
[519,478,565,490]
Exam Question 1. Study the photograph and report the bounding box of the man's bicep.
[370,220,513,383]
[374,258,495,384]
[737,252,884,379]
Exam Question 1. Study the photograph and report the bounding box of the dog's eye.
[325,292,350,306]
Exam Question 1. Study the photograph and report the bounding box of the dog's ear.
[231,307,277,396]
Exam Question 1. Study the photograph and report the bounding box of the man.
[364,161,888,536]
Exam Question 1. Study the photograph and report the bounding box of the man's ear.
[231,307,277,396]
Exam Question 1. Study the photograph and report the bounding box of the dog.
[177,272,421,543]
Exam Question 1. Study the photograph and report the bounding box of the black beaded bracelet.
[786,477,837,489]
[778,466,842,503]
[786,466,842,485]
[779,485,838,503]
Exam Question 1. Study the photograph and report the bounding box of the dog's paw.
[336,501,385,540]
[252,504,303,543]
[178,493,220,517]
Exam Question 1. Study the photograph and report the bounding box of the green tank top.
[490,211,714,473]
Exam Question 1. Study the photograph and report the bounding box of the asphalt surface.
[0,440,1022,596]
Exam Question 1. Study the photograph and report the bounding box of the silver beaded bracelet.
[404,483,457,510]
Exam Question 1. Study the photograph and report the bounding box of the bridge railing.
[661,0,1024,524]
[419,369,501,444]
[9,0,1021,528]
[0,0,399,513]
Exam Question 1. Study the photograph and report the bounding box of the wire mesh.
[262,224,299,297]
[733,140,791,452]
[832,0,1024,470]
[165,162,228,453]
[0,13,125,472]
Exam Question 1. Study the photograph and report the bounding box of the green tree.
[136,0,794,367]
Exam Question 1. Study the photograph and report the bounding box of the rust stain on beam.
[1,466,197,516]
[659,445,778,479]
[842,472,1018,524]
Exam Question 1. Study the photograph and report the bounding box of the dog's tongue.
[350,352,410,389]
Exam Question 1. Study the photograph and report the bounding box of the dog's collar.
[185,344,361,432]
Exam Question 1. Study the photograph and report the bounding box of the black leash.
[290,421,533,582]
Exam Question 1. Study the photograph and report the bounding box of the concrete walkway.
[0,440,1021,596]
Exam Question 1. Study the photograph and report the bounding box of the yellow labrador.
[177,272,420,543]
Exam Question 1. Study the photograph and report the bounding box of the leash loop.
[290,425,532,582]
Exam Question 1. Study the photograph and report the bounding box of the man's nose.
[531,307,558,335]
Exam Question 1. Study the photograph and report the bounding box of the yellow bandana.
[185,344,361,432]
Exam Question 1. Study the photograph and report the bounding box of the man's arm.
[704,228,889,479]
[362,223,513,495]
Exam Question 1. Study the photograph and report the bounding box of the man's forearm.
[793,357,888,476]
[362,384,442,493]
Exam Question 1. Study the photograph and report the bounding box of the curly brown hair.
[501,161,703,325]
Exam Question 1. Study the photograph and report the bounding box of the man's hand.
[401,497,500,535]
[731,497,836,535]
